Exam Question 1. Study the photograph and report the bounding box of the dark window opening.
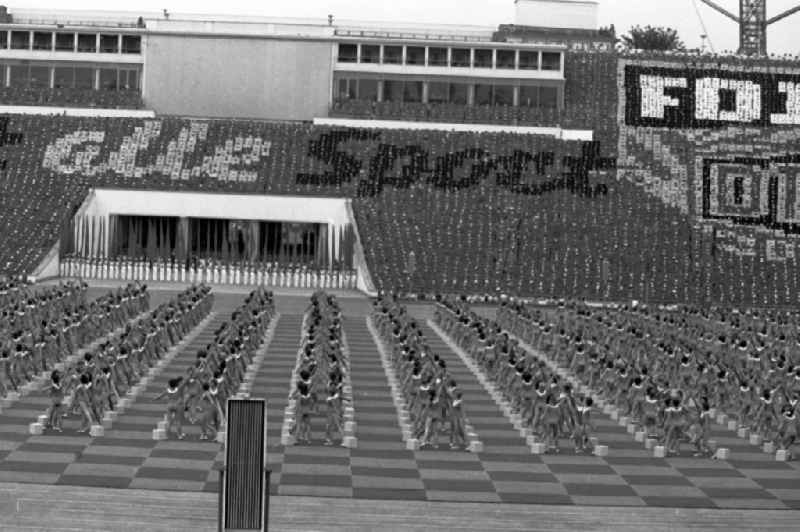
[497,49,516,69]
[360,44,380,63]
[519,50,539,70]
[338,43,357,63]
[100,34,119,53]
[451,48,470,67]
[78,34,96,53]
[406,46,425,65]
[428,47,448,67]
[473,49,493,68]
[382,45,402,64]
[55,32,75,52]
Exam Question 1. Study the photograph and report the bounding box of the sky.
[7,0,800,55]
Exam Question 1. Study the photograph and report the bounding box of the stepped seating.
[0,110,796,306]
[332,100,569,128]
[0,87,142,109]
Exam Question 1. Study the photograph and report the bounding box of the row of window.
[0,63,140,90]
[336,77,560,108]
[337,43,562,71]
[0,30,141,54]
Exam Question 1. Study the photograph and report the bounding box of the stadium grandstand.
[0,0,799,530]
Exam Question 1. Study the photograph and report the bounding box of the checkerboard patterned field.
[0,292,798,509]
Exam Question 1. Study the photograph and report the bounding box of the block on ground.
[531,442,546,454]
[594,445,609,457]
[468,441,483,453]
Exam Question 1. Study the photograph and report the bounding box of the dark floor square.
[422,478,495,492]
[0,432,32,442]
[752,477,800,490]
[57,474,132,489]
[149,448,218,461]
[349,448,415,460]
[622,475,694,486]
[641,496,716,508]
[416,459,484,471]
[546,463,616,475]
[700,487,777,499]
[281,454,350,466]
[677,467,743,478]
[89,438,156,449]
[351,466,420,478]
[357,432,404,442]
[280,473,352,487]
[728,460,792,471]
[498,492,574,505]
[202,481,219,493]
[0,460,67,474]
[352,488,428,501]
[75,454,145,467]
[564,483,638,497]
[16,443,86,455]
[487,470,558,483]
[479,452,542,463]
[135,466,209,482]
[604,456,670,467]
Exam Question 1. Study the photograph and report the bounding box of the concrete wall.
[143,35,333,120]
[514,0,598,30]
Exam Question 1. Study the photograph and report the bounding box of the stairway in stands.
[417,322,531,455]
[248,314,303,447]
[343,317,407,452]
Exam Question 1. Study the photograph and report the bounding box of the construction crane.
[699,0,800,55]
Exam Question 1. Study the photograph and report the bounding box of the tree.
[620,25,685,51]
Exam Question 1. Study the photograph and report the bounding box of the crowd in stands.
[287,291,351,445]
[0,48,797,306]
[373,294,471,449]
[157,287,273,440]
[0,109,792,305]
[495,299,799,458]
[60,256,358,290]
[331,100,564,128]
[433,295,596,453]
[618,49,800,68]
[0,87,142,109]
